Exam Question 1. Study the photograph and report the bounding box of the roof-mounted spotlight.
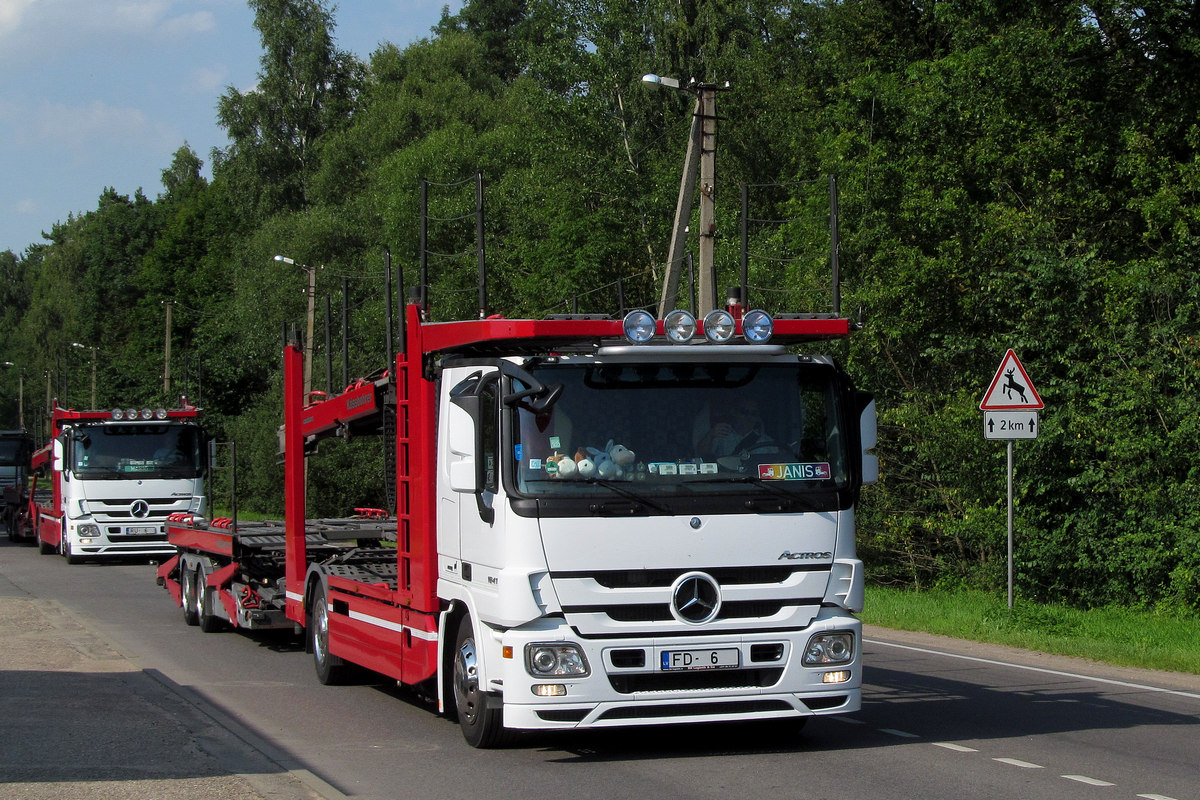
[703,309,736,343]
[622,309,657,344]
[742,309,774,343]
[663,310,697,343]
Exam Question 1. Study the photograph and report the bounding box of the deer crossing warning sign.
[979,350,1044,411]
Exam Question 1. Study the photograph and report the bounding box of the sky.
[0,0,461,255]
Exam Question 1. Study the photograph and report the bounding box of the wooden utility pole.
[655,81,723,317]
[163,300,172,396]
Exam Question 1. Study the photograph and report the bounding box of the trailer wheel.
[37,531,53,555]
[451,615,511,748]
[310,583,351,685]
[181,563,200,626]
[197,564,223,632]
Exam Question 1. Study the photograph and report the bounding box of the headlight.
[78,523,101,537]
[802,631,855,666]
[525,643,590,677]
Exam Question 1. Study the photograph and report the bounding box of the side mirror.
[857,392,878,485]
[448,371,495,524]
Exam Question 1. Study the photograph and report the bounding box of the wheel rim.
[454,635,481,726]
[313,596,330,666]
[197,569,208,616]
[182,569,192,609]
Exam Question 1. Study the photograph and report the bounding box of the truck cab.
[34,406,206,562]
[432,313,877,738]
[1,430,33,540]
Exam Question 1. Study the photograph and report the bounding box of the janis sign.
[758,462,831,481]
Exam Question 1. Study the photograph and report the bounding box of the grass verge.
[862,586,1200,676]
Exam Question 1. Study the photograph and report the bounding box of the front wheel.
[451,615,511,748]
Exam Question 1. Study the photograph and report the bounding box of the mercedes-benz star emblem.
[130,499,151,518]
[670,572,721,624]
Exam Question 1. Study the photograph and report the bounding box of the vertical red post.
[284,341,308,624]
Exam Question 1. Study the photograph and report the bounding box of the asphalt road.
[2,535,1198,800]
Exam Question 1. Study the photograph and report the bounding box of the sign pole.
[1007,440,1014,609]
[980,349,1044,612]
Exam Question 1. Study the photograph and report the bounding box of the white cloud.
[0,0,36,37]
[190,64,228,93]
[19,100,178,153]
[16,198,37,215]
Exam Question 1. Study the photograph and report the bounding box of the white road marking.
[1137,794,1179,800]
[1062,775,1115,787]
[879,728,920,738]
[866,638,1200,701]
[993,758,1043,768]
[932,742,978,752]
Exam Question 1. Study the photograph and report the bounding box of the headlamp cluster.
[110,407,169,420]
[622,309,774,345]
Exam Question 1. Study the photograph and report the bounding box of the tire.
[309,582,351,685]
[63,535,84,565]
[37,529,53,555]
[181,562,200,626]
[197,563,223,632]
[451,614,511,748]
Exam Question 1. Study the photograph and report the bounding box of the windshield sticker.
[549,435,562,449]
[758,462,831,481]
[649,462,678,475]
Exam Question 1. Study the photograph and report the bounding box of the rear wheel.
[197,564,223,632]
[451,615,511,748]
[181,562,200,626]
[37,529,53,555]
[310,583,351,685]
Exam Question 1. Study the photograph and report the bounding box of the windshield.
[0,438,30,465]
[70,423,204,479]
[511,360,850,499]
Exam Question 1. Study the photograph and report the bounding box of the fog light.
[823,670,851,684]
[622,310,656,344]
[663,309,697,343]
[80,538,94,545]
[532,684,567,697]
[741,309,774,343]
[703,309,735,343]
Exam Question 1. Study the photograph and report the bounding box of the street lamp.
[643,73,727,316]
[275,255,318,400]
[70,343,97,409]
[1,362,23,429]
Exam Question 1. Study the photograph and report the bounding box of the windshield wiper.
[684,475,822,511]
[582,478,671,514]
[522,477,670,514]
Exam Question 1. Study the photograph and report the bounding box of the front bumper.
[494,611,861,730]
